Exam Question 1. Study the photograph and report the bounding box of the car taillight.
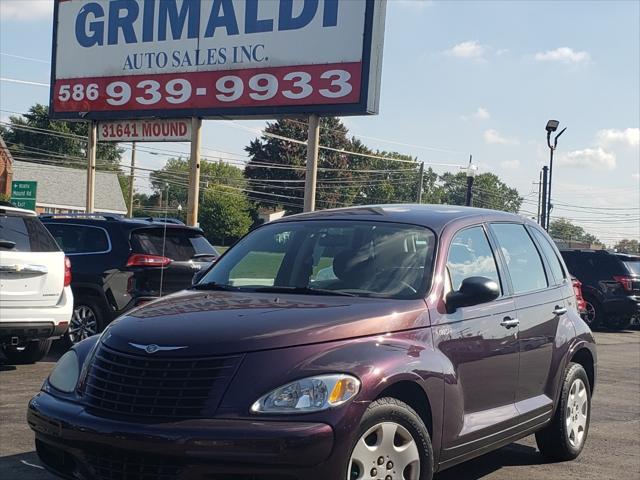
[613,275,634,292]
[126,254,172,268]
[64,256,72,286]
[572,278,586,311]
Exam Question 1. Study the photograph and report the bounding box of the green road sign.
[11,181,37,211]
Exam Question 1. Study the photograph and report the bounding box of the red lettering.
[142,122,152,137]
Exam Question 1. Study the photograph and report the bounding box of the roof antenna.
[158,183,169,298]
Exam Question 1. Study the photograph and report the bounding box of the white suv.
[0,204,73,363]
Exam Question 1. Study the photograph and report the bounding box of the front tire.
[347,398,433,480]
[4,340,52,364]
[536,363,591,462]
[581,299,602,329]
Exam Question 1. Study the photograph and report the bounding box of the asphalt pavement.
[1,330,639,480]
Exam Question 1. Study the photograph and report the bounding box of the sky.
[0,0,638,245]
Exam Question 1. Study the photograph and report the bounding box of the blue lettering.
[181,51,193,66]
[108,0,139,45]
[158,0,200,41]
[157,51,168,68]
[75,2,104,47]
[279,0,318,31]
[323,0,339,27]
[123,54,134,70]
[142,0,155,42]
[252,44,265,61]
[245,0,273,34]
[219,47,227,63]
[172,50,182,67]
[205,0,239,37]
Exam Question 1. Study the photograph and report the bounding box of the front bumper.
[28,392,338,480]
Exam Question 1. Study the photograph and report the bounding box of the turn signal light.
[126,254,172,268]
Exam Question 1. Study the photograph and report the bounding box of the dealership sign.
[98,119,192,141]
[50,0,387,120]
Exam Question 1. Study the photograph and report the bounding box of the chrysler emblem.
[128,343,189,354]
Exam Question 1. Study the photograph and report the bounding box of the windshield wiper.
[190,281,242,291]
[252,286,357,297]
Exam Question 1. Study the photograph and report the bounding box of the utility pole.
[536,169,543,224]
[416,161,424,203]
[540,166,549,229]
[85,121,97,213]
[303,114,320,212]
[186,117,202,226]
[465,155,475,207]
[127,142,136,218]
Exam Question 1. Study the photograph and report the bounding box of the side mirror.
[446,276,500,313]
[192,268,208,286]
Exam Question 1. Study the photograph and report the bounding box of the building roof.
[12,160,126,213]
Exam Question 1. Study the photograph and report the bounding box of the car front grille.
[84,344,242,419]
[85,450,182,480]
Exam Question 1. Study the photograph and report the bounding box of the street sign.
[49,0,387,120]
[11,181,37,211]
[98,119,192,142]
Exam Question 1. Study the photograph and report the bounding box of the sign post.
[127,142,136,218]
[10,181,37,211]
[187,117,202,227]
[304,114,321,213]
[86,121,97,213]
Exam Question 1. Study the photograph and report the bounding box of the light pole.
[465,156,477,207]
[545,120,566,230]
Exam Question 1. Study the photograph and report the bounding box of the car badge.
[128,343,189,354]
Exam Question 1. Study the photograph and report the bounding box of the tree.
[199,187,253,246]
[548,218,601,245]
[437,171,522,212]
[614,239,640,254]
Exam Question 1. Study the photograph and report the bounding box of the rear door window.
[0,213,59,252]
[490,223,548,294]
[131,228,218,261]
[44,224,110,254]
[447,226,502,292]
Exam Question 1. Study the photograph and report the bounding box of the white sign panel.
[50,0,387,120]
[97,119,192,141]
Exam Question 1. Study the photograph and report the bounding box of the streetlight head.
[546,120,560,133]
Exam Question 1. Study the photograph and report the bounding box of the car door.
[437,225,520,461]
[489,223,564,423]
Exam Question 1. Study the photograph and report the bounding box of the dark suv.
[560,249,639,329]
[40,214,219,344]
[29,205,596,480]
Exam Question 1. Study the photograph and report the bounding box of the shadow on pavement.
[0,451,53,479]
[436,443,545,479]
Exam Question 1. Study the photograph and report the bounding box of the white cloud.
[596,128,639,148]
[483,129,518,145]
[444,41,487,61]
[534,47,591,64]
[496,49,510,57]
[395,0,433,10]
[0,0,53,21]
[558,147,616,170]
[633,173,640,180]
[461,107,490,122]
[500,160,521,169]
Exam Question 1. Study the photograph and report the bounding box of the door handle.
[553,306,568,316]
[500,317,520,329]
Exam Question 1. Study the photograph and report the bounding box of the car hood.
[102,289,429,356]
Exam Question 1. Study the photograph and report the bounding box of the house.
[12,160,127,214]
[257,207,286,224]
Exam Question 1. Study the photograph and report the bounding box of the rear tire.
[4,340,52,364]
[605,316,632,331]
[581,298,602,329]
[536,362,591,462]
[66,298,105,347]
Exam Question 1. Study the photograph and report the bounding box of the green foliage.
[549,218,601,245]
[614,239,639,255]
[199,187,253,246]
[436,172,522,212]
[1,104,123,171]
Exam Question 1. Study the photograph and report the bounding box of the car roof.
[272,204,533,233]
[40,214,203,232]
[0,204,37,217]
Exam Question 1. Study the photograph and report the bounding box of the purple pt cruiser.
[28,205,596,480]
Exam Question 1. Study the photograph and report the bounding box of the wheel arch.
[570,347,596,394]
[375,380,434,438]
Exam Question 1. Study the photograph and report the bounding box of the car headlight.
[251,374,360,414]
[48,350,80,393]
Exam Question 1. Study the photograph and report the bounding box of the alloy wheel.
[69,305,98,344]
[565,378,588,448]
[582,301,597,326]
[348,422,420,480]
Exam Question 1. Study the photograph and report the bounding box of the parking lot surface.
[1,330,638,480]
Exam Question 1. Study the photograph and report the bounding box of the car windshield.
[200,220,436,300]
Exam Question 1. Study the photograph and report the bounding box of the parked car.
[561,249,639,329]
[40,214,219,345]
[0,204,72,363]
[29,205,596,480]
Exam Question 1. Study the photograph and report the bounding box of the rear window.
[621,259,640,275]
[131,228,218,261]
[0,213,60,252]
[44,223,110,254]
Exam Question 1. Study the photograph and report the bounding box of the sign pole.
[86,121,97,213]
[416,161,424,203]
[187,117,202,227]
[127,141,136,218]
[304,114,320,213]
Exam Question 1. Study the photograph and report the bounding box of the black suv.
[41,214,219,344]
[560,249,639,329]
